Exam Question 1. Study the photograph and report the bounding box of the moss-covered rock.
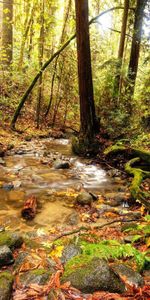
[0,231,23,249]
[0,245,14,267]
[61,257,125,294]
[19,269,53,286]
[0,272,14,300]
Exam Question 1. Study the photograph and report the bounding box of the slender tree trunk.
[2,0,13,66]
[36,0,44,128]
[28,16,34,61]
[127,0,147,97]
[18,4,35,70]
[45,0,72,117]
[75,0,98,139]
[114,0,129,97]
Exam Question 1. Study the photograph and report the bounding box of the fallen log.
[21,195,37,220]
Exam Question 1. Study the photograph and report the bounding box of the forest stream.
[0,138,127,232]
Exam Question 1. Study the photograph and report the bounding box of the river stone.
[76,192,93,205]
[113,264,144,287]
[0,148,5,157]
[19,269,52,286]
[13,252,29,271]
[0,245,14,267]
[0,231,23,249]
[65,212,79,226]
[61,243,82,264]
[61,258,125,293]
[2,183,14,191]
[53,160,70,169]
[0,272,14,300]
[0,158,5,166]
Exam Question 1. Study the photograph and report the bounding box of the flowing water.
[0,138,122,232]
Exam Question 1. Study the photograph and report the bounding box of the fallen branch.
[52,218,141,243]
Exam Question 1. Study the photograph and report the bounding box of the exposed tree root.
[104,144,150,209]
[125,158,150,210]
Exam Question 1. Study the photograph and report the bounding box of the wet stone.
[53,160,70,169]
[65,212,79,226]
[0,158,5,166]
[61,243,82,264]
[76,192,93,205]
[0,272,14,300]
[113,264,144,287]
[2,183,14,191]
[0,245,14,267]
[61,258,125,294]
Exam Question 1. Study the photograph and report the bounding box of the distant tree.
[2,0,13,66]
[74,0,99,153]
[127,0,147,97]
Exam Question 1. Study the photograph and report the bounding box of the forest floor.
[0,118,150,299]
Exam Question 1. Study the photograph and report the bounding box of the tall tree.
[36,0,45,128]
[127,0,147,97]
[114,0,129,98]
[74,0,99,151]
[2,0,13,66]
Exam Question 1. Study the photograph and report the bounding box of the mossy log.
[104,145,150,164]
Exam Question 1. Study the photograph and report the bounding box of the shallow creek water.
[0,138,124,232]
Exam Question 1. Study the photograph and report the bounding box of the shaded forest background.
[0,0,149,144]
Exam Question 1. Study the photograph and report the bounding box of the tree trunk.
[75,0,99,141]
[36,0,44,128]
[127,0,147,97]
[114,0,129,98]
[2,0,13,66]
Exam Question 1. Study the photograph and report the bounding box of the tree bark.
[75,0,98,139]
[127,0,147,97]
[2,0,13,66]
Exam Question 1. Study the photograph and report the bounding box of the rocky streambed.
[0,137,149,299]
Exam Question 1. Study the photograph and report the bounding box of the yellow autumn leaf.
[50,245,64,258]
[146,237,150,248]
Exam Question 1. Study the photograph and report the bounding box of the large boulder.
[61,257,125,294]
[0,231,23,249]
[0,246,14,267]
[0,272,14,300]
[112,264,144,287]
